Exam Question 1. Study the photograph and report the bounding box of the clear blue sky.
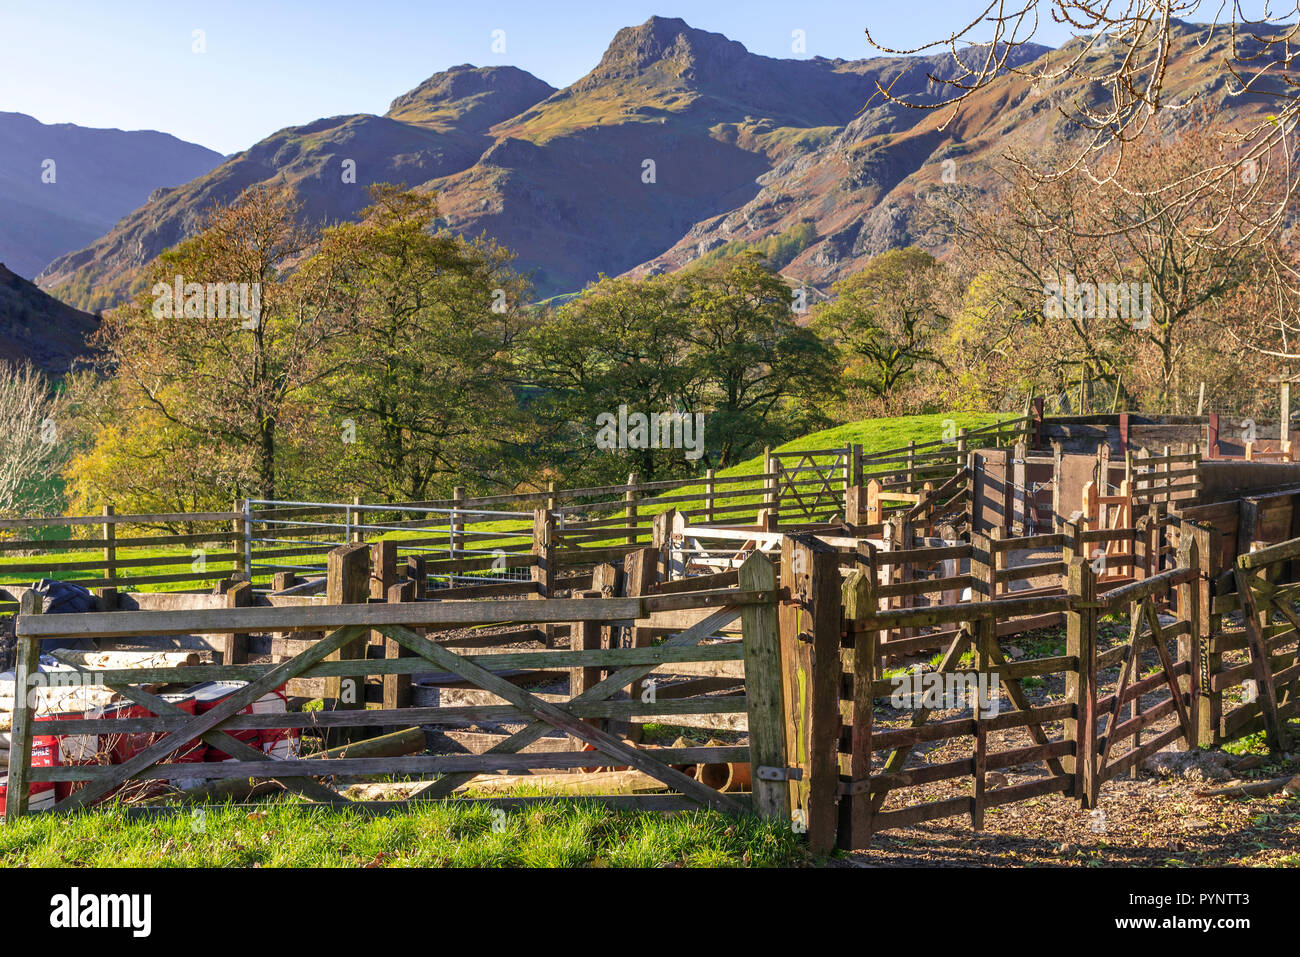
[0,1,1077,155]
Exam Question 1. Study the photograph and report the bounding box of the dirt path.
[837,756,1300,867]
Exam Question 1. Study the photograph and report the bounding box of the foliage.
[811,247,952,411]
[0,360,67,518]
[304,185,535,501]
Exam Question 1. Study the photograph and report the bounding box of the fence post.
[1065,557,1098,807]
[624,472,639,545]
[762,446,778,526]
[383,579,417,724]
[852,443,864,488]
[570,589,605,743]
[1176,532,1202,749]
[372,538,398,734]
[970,531,993,601]
[893,514,917,643]
[231,499,245,579]
[531,509,555,598]
[217,579,252,665]
[906,439,917,490]
[531,508,556,648]
[837,565,875,849]
[651,509,679,581]
[101,504,116,586]
[1186,523,1222,747]
[621,547,657,741]
[323,542,371,747]
[6,591,42,818]
[739,551,790,824]
[778,533,842,853]
[350,496,362,543]
[405,555,428,599]
[241,498,253,581]
[705,468,716,524]
[451,486,465,562]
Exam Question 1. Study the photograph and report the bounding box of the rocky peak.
[387,64,555,130]
[588,16,748,83]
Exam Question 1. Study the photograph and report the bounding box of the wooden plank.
[378,623,749,814]
[14,594,652,639]
[50,624,368,812]
[738,552,787,822]
[38,746,752,781]
[404,606,743,801]
[4,592,42,817]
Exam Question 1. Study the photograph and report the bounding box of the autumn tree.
[811,247,953,412]
[307,185,534,501]
[939,122,1283,411]
[88,186,349,501]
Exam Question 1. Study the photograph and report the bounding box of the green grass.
[1221,719,1300,756]
[0,796,812,868]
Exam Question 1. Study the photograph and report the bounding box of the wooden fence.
[3,556,792,821]
[0,509,245,615]
[5,521,1299,857]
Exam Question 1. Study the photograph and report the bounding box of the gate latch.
[756,766,803,782]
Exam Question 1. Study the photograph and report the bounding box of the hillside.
[36,65,557,310]
[0,112,222,281]
[37,17,1047,308]
[36,17,1283,310]
[0,262,98,376]
[629,20,1287,287]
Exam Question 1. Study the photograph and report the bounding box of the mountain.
[37,17,1049,308]
[0,262,98,376]
[627,19,1289,287]
[423,18,1053,297]
[38,66,557,309]
[0,112,222,280]
[45,18,1279,306]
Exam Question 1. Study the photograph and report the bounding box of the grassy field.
[0,411,1009,593]
[0,796,814,868]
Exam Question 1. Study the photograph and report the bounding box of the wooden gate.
[1230,539,1300,752]
[3,566,792,821]
[1086,568,1199,797]
[772,448,850,522]
[1081,479,1135,583]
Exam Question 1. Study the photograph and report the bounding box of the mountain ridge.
[0,111,222,280]
[37,16,1061,307]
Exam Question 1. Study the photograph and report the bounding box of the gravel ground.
[839,755,1300,866]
